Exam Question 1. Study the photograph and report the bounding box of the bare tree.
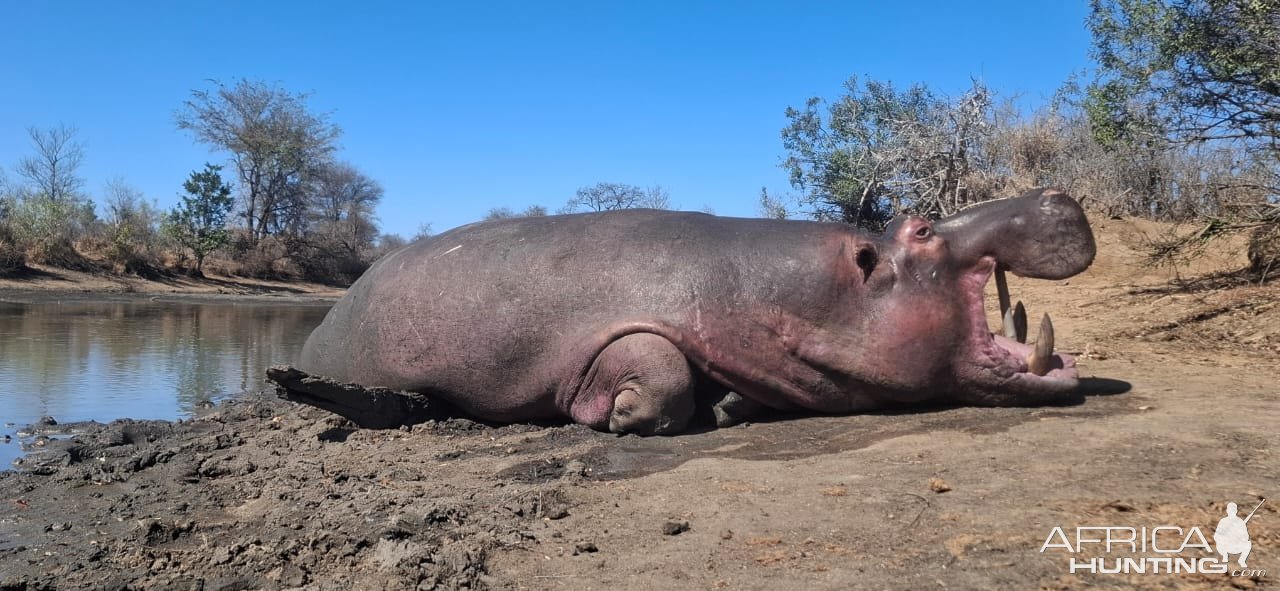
[282,160,384,285]
[101,178,163,272]
[7,125,96,267]
[310,162,381,226]
[16,125,85,202]
[103,178,146,227]
[175,79,340,246]
[306,161,382,252]
[562,182,670,213]
[413,223,433,241]
[758,187,790,219]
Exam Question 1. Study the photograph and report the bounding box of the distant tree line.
[0,81,401,285]
[481,182,671,221]
[0,78,684,285]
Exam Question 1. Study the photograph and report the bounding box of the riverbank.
[0,263,344,305]
[1,217,1277,590]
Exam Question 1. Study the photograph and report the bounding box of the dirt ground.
[1,217,1277,590]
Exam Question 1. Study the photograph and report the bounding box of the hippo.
[270,188,1096,434]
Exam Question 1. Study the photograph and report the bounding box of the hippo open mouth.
[954,257,1081,405]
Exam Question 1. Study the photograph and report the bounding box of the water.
[0,299,332,468]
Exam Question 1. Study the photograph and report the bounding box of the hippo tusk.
[1026,313,1055,376]
[995,267,1011,318]
[1002,301,1028,344]
[995,269,1027,342]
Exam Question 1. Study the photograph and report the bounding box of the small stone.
[573,541,598,555]
[562,459,587,478]
[928,477,952,494]
[662,520,690,536]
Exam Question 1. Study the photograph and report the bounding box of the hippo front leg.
[570,333,695,435]
[710,391,765,428]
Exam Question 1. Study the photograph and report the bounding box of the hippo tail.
[266,365,450,429]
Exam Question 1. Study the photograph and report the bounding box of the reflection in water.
[0,300,331,467]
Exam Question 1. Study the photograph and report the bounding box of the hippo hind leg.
[575,333,694,435]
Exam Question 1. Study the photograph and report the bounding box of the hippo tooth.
[1001,300,1028,343]
[1013,301,1028,344]
[1026,313,1055,376]
[994,267,1012,317]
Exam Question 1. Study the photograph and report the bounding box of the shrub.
[0,224,25,276]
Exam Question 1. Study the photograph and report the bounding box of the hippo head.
[868,188,1095,406]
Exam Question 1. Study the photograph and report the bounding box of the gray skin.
[291,188,1095,435]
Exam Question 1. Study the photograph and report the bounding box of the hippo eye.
[915,225,932,240]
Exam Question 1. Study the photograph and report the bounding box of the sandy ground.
[1,217,1277,590]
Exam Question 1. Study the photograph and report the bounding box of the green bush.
[10,195,97,270]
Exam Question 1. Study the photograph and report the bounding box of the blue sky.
[1,1,1094,238]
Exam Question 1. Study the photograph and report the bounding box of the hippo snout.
[933,188,1096,279]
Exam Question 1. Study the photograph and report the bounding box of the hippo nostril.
[855,245,877,281]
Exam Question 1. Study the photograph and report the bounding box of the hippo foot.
[710,391,763,428]
[575,333,696,436]
[266,365,447,429]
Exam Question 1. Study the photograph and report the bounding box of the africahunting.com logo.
[1039,498,1267,577]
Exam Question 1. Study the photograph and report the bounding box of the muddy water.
[0,300,330,468]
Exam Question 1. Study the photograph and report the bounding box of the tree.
[758,187,790,219]
[781,77,1002,228]
[287,160,384,285]
[307,161,382,246]
[165,164,234,276]
[1088,0,1280,274]
[1088,0,1280,150]
[7,126,96,267]
[413,223,433,241]
[102,178,162,273]
[16,125,85,203]
[175,80,340,246]
[562,182,670,213]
